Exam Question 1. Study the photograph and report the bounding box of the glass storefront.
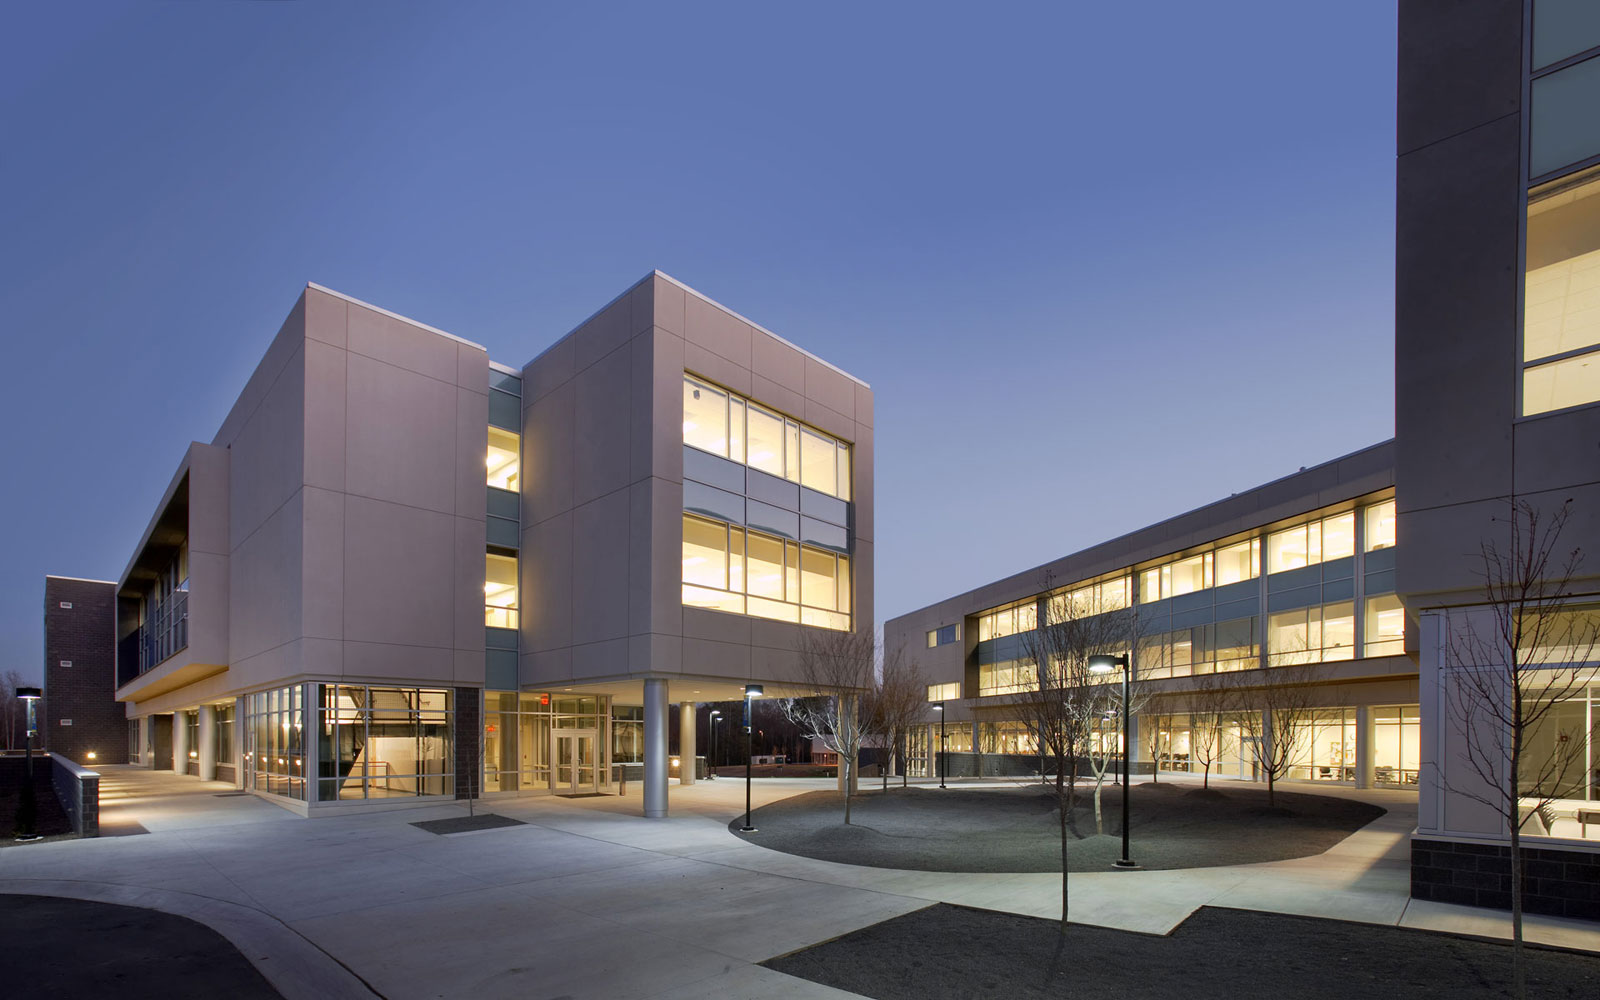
[316,686,453,801]
[481,692,611,793]
[1520,682,1600,841]
[244,685,306,800]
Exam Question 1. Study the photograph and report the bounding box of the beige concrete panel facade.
[683,291,753,369]
[341,495,456,649]
[571,489,632,646]
[344,353,458,515]
[452,515,487,655]
[523,510,573,653]
[343,640,454,685]
[302,339,347,494]
[226,343,306,554]
[572,346,634,506]
[524,381,576,525]
[347,302,459,386]
[213,294,306,448]
[751,330,806,395]
[453,386,489,518]
[229,489,304,665]
[300,486,344,642]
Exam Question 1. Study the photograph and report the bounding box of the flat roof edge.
[521,271,871,389]
[488,360,522,377]
[45,575,117,585]
[306,282,486,352]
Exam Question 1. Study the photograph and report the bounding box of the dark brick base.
[1412,837,1600,921]
[454,687,480,800]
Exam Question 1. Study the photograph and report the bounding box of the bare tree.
[1079,677,1149,834]
[867,650,925,792]
[781,628,881,824]
[1440,499,1600,999]
[1185,668,1237,791]
[1014,575,1139,935]
[1233,659,1325,807]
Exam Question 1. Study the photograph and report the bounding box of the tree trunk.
[1203,761,1211,790]
[1510,750,1526,1000]
[1093,772,1105,836]
[1266,769,1276,807]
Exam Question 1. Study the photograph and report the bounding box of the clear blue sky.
[0,2,1398,684]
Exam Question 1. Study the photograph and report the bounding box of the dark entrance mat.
[557,792,608,799]
[410,814,526,835]
[764,904,1600,999]
[734,784,1384,872]
[0,894,282,999]
[213,791,252,797]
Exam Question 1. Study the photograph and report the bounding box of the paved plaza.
[2,767,1598,999]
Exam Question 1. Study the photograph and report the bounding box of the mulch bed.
[765,903,1600,999]
[734,783,1384,872]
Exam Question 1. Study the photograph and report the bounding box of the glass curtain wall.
[683,374,851,501]
[244,685,306,800]
[1518,682,1600,841]
[1374,706,1420,785]
[478,692,610,793]
[215,704,234,774]
[681,513,852,629]
[316,686,453,801]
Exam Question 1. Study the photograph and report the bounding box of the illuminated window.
[1524,164,1600,414]
[1214,539,1260,586]
[487,427,520,492]
[927,682,961,702]
[680,513,850,629]
[1268,601,1355,666]
[927,624,960,648]
[682,374,852,500]
[1364,500,1396,551]
[1364,594,1406,657]
[1268,512,1354,574]
[485,553,518,629]
[978,600,1038,641]
[683,377,730,456]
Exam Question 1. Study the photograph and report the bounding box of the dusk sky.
[0,2,1398,684]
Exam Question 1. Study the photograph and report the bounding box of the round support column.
[643,679,669,818]
[679,702,697,785]
[197,705,217,781]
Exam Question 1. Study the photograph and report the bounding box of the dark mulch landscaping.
[410,813,526,835]
[734,783,1384,872]
[765,904,1600,999]
[0,894,281,999]
[0,759,72,842]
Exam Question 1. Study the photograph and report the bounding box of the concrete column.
[197,705,217,781]
[1354,705,1375,789]
[679,702,697,785]
[171,711,188,774]
[643,679,668,818]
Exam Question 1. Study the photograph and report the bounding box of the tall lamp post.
[16,686,43,842]
[934,703,947,788]
[740,685,763,832]
[1088,654,1137,869]
[707,709,721,780]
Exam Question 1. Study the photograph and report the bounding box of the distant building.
[41,577,123,766]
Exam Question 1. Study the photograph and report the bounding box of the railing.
[138,589,188,674]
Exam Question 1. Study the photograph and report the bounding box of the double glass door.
[555,730,598,793]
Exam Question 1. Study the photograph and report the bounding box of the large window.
[926,623,960,648]
[317,686,453,801]
[1139,539,1258,601]
[1046,577,1129,621]
[243,685,305,800]
[1285,709,1358,781]
[1373,706,1420,786]
[483,692,609,793]
[683,374,851,500]
[1138,617,1258,679]
[977,600,1038,641]
[978,659,1035,697]
[485,552,518,628]
[1363,593,1405,657]
[1524,165,1600,415]
[681,513,851,629]
[215,704,234,770]
[1268,601,1355,666]
[1516,682,1600,840]
[1364,499,1396,551]
[1268,512,1355,574]
[487,427,520,491]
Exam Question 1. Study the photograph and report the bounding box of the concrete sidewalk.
[1,768,1596,1000]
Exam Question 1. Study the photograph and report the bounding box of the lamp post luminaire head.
[744,684,763,699]
[17,686,41,702]
[1087,653,1129,676]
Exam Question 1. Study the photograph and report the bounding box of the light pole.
[934,703,947,788]
[707,709,721,780]
[16,686,43,842]
[1088,654,1136,869]
[740,685,762,832]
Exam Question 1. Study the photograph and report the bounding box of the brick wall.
[1412,837,1600,921]
[42,578,125,766]
[454,685,480,799]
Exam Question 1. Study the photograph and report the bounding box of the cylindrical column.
[643,679,668,818]
[197,705,217,781]
[1354,705,1375,789]
[679,702,697,785]
[171,711,189,775]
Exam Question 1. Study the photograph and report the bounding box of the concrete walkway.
[2,767,1597,1000]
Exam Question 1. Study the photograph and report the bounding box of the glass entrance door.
[554,730,597,793]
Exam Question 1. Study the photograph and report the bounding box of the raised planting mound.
[732,783,1384,872]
